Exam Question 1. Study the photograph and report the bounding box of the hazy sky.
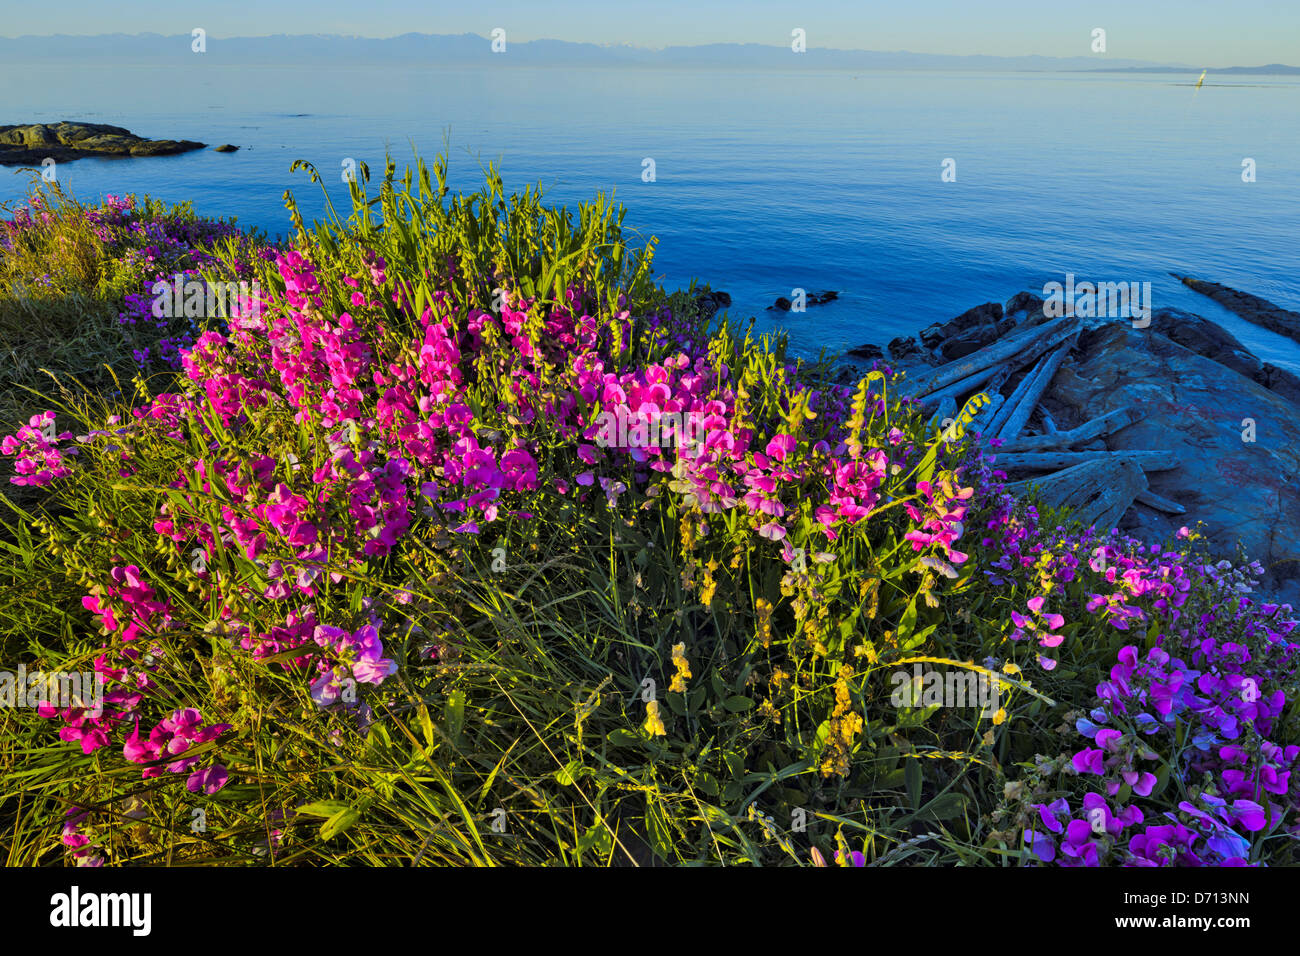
[4,0,1298,67]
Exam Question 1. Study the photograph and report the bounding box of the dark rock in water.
[919,302,1012,360]
[767,290,838,312]
[693,290,731,320]
[887,335,924,361]
[954,301,1003,329]
[846,343,883,361]
[920,302,1005,347]
[1005,291,1045,322]
[213,144,239,153]
[1258,363,1300,407]
[1174,274,1300,346]
[0,122,206,165]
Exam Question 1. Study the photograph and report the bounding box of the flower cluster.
[0,411,77,486]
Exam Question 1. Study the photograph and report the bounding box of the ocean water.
[3,62,1299,371]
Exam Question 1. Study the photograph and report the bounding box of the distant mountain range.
[0,32,1296,73]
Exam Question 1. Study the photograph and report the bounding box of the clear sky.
[3,0,1297,67]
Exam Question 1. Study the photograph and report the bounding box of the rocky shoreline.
[0,122,208,165]
[838,285,1300,605]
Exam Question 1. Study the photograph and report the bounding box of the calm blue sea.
[3,63,1299,371]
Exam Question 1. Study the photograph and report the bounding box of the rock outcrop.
[0,122,206,165]
[1174,274,1300,346]
[768,290,838,312]
[845,286,1300,605]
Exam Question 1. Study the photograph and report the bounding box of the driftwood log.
[904,313,1081,397]
[892,308,1187,533]
[1005,457,1148,531]
[998,406,1143,453]
[1135,488,1187,515]
[985,349,1053,436]
[996,335,1076,441]
[995,449,1178,472]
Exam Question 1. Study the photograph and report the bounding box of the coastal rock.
[1148,308,1300,406]
[213,144,240,152]
[0,122,206,165]
[849,282,1300,605]
[767,290,838,312]
[916,302,1015,363]
[887,334,925,362]
[846,343,883,361]
[1174,274,1300,346]
[1004,291,1044,322]
[693,290,731,320]
[1049,321,1300,605]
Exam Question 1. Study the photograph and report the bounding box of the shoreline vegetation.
[1,152,1297,868]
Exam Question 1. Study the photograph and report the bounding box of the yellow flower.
[668,643,692,693]
[819,665,862,778]
[1001,662,1021,676]
[643,700,667,737]
[755,597,774,648]
[992,708,1007,726]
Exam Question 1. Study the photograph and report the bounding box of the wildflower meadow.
[1,152,1297,869]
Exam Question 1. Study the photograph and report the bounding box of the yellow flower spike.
[642,700,667,737]
[668,643,692,693]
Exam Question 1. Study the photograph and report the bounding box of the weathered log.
[985,349,1054,437]
[916,360,1009,408]
[1041,409,1058,434]
[1006,457,1148,531]
[1135,488,1187,515]
[927,396,956,435]
[970,393,1005,435]
[996,335,1076,441]
[901,313,1081,396]
[998,406,1143,453]
[996,449,1178,472]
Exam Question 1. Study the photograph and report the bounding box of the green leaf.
[607,728,639,747]
[555,760,583,786]
[576,821,614,857]
[696,772,720,797]
[417,703,436,750]
[644,799,676,861]
[444,690,466,745]
[904,758,922,810]
[722,695,755,713]
[320,806,362,840]
[724,750,747,780]
[296,800,349,819]
[899,792,968,826]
